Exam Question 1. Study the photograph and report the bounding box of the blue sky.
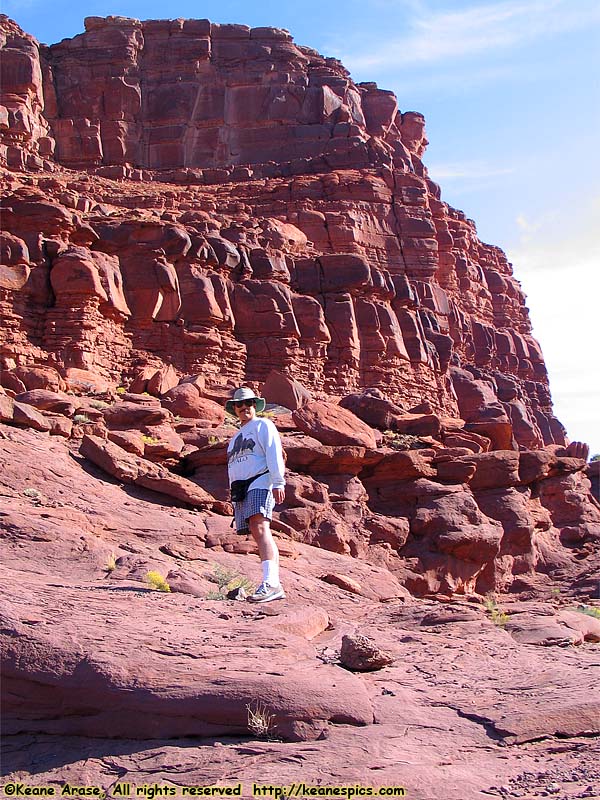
[5,0,600,454]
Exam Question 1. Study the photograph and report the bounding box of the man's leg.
[248,513,278,563]
[248,514,283,600]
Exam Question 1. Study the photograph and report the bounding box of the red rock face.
[2,21,600,783]
[0,16,56,170]
[2,14,598,598]
[0,14,565,451]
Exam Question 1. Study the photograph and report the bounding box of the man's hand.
[273,487,285,505]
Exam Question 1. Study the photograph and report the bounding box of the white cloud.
[515,213,545,235]
[339,0,600,71]
[507,198,600,453]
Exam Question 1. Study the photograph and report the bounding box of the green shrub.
[206,565,253,600]
[484,594,510,627]
[146,570,171,592]
[89,400,110,410]
[483,594,497,612]
[382,430,430,451]
[577,605,600,619]
[490,609,510,628]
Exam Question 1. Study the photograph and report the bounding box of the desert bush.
[246,701,276,738]
[146,570,171,592]
[484,594,509,628]
[89,400,110,410]
[206,565,253,600]
[23,487,42,502]
[576,605,600,619]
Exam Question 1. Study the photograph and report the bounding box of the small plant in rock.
[105,552,117,572]
[256,410,274,419]
[206,565,254,600]
[73,414,91,425]
[208,435,219,445]
[382,431,430,451]
[89,399,110,410]
[206,590,227,600]
[116,386,126,394]
[141,434,160,445]
[23,487,42,502]
[246,701,276,739]
[484,594,509,627]
[146,570,171,592]
[483,594,497,612]
[490,608,510,628]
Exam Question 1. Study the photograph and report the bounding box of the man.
[226,386,286,602]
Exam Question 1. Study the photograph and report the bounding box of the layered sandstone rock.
[1,14,598,595]
[0,16,55,170]
[1,17,600,788]
[0,14,565,453]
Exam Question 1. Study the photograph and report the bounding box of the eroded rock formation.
[0,13,563,452]
[1,11,598,594]
[1,15,600,792]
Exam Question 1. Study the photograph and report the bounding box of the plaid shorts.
[234,488,275,535]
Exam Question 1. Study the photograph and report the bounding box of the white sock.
[262,559,280,586]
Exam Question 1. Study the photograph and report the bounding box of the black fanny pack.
[230,471,268,503]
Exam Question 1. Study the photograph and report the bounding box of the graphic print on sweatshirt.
[228,432,256,463]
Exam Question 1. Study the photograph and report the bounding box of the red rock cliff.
[0,15,566,449]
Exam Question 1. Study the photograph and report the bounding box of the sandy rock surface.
[1,425,599,800]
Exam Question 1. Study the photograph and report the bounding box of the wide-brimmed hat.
[225,386,266,415]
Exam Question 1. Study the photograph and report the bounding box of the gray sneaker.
[248,582,286,603]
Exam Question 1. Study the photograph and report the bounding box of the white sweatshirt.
[227,417,285,491]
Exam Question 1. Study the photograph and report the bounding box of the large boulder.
[14,389,75,416]
[13,366,66,392]
[0,392,15,422]
[161,384,226,422]
[339,388,403,429]
[12,401,51,432]
[102,402,172,430]
[80,434,228,514]
[450,367,515,450]
[292,402,378,448]
[1,576,373,742]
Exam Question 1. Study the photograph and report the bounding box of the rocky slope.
[1,424,600,799]
[1,13,600,800]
